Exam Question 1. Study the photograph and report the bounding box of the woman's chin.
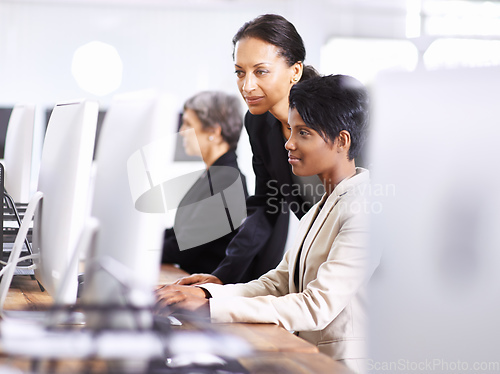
[291,167,315,178]
[247,106,269,116]
[183,148,201,158]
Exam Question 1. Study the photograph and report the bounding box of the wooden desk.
[157,263,190,285]
[1,265,351,374]
[157,265,322,355]
[5,273,52,311]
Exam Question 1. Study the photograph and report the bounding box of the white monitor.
[367,66,500,370]
[3,104,36,203]
[32,99,99,305]
[81,91,177,330]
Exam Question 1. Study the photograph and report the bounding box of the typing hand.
[175,274,223,286]
[155,284,209,316]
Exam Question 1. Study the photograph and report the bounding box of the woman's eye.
[255,69,268,76]
[235,70,244,78]
[299,130,309,136]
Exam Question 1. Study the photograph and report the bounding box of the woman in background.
[161,91,248,275]
[177,14,322,285]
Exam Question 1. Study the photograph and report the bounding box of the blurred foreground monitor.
[368,66,500,372]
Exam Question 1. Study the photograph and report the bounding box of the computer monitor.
[367,66,500,369]
[31,99,99,305]
[81,90,178,330]
[3,104,36,203]
[45,108,107,161]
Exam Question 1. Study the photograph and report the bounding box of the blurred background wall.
[2,0,499,191]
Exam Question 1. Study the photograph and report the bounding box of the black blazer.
[161,150,248,274]
[211,112,311,284]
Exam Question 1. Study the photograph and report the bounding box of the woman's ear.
[209,124,223,142]
[291,61,303,83]
[213,124,222,135]
[337,130,352,152]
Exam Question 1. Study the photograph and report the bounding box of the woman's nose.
[179,123,190,138]
[285,136,295,150]
[242,75,256,93]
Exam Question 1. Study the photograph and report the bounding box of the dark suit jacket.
[161,150,248,274]
[212,112,311,284]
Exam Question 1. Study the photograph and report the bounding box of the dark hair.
[232,14,318,82]
[289,74,369,160]
[184,91,243,150]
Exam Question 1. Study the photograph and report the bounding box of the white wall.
[0,2,284,107]
[0,0,407,107]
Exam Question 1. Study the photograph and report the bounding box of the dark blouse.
[161,150,248,275]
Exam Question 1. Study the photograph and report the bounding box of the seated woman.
[156,75,378,373]
[161,91,248,275]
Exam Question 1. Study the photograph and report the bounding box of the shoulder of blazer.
[244,111,278,137]
[209,150,249,198]
[212,149,239,169]
[244,112,284,157]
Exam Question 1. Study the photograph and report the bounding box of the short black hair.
[289,74,369,160]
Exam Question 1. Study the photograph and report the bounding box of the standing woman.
[178,14,321,285]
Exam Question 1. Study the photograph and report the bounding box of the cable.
[3,192,33,256]
[0,253,38,278]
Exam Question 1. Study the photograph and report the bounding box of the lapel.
[175,151,237,222]
[293,168,369,291]
[295,192,342,291]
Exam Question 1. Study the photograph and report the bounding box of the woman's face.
[180,108,210,158]
[234,37,299,118]
[285,108,340,182]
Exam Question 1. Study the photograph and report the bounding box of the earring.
[208,136,214,141]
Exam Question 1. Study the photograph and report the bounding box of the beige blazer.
[204,168,377,363]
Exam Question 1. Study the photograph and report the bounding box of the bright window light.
[424,38,500,69]
[320,38,419,85]
[424,1,500,37]
[71,41,123,96]
[406,0,422,38]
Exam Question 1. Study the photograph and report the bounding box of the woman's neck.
[320,161,357,196]
[269,99,290,132]
[269,109,291,141]
[202,143,230,169]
